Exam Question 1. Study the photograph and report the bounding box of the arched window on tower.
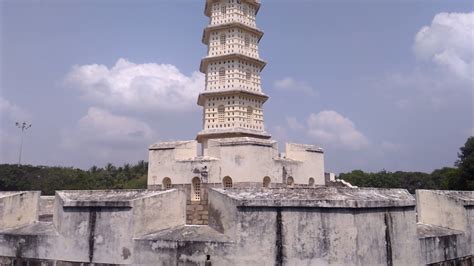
[223,176,233,188]
[220,34,226,46]
[162,177,172,189]
[308,177,315,187]
[192,177,201,201]
[246,106,253,124]
[218,105,225,123]
[219,67,225,84]
[287,176,294,187]
[243,5,248,17]
[263,176,271,188]
[221,5,226,15]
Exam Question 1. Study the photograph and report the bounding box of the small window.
[221,5,226,15]
[263,176,271,188]
[246,69,251,82]
[246,106,253,123]
[219,67,225,83]
[223,176,233,188]
[220,34,226,45]
[287,176,294,187]
[218,105,225,122]
[192,177,201,201]
[309,177,315,187]
[162,177,172,189]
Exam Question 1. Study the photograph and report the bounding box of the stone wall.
[0,188,472,265]
[208,187,422,265]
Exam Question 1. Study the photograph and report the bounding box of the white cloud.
[306,110,369,150]
[64,58,204,112]
[274,77,317,96]
[413,12,474,82]
[286,116,305,132]
[62,107,153,149]
[0,97,31,122]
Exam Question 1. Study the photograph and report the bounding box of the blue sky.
[1,0,473,173]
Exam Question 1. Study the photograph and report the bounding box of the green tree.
[455,136,474,190]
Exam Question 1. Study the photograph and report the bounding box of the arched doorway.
[162,177,172,189]
[223,176,233,189]
[192,177,201,201]
[263,176,271,188]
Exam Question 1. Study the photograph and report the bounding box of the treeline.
[339,136,473,193]
[0,161,148,195]
[338,167,459,194]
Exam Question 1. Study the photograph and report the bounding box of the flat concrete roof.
[417,223,464,239]
[139,225,232,243]
[422,190,474,206]
[0,191,36,198]
[211,187,416,208]
[0,221,57,236]
[57,189,171,208]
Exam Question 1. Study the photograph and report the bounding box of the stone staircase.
[186,200,209,225]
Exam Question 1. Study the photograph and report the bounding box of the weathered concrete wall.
[417,190,469,231]
[148,138,325,188]
[131,189,186,236]
[134,225,233,265]
[1,188,472,265]
[0,189,187,265]
[416,190,474,264]
[208,187,421,265]
[0,191,39,230]
[39,196,55,221]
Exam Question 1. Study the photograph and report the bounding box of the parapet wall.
[147,137,325,188]
[208,187,421,265]
[0,188,472,265]
[0,191,39,229]
[416,190,474,264]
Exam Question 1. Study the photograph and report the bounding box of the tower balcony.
[200,53,266,73]
[204,0,261,17]
[202,22,264,45]
[197,88,268,106]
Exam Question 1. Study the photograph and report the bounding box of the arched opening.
[308,177,315,187]
[218,105,225,123]
[221,5,226,15]
[223,176,233,189]
[287,176,294,187]
[162,177,172,189]
[192,177,201,201]
[263,176,271,188]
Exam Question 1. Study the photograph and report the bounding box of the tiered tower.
[197,0,271,153]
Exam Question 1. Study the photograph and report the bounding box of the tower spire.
[197,0,271,152]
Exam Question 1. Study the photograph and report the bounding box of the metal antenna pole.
[15,122,31,167]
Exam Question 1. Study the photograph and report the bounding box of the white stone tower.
[197,0,271,153]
